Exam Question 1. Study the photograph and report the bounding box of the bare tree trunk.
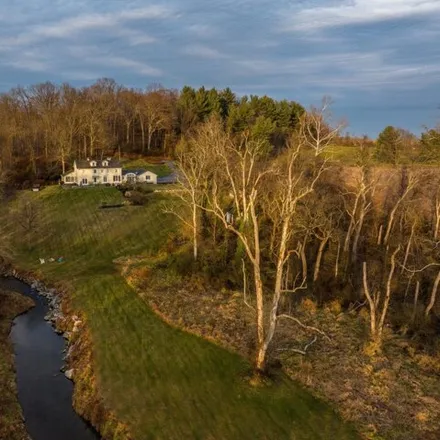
[300,236,308,281]
[192,203,198,261]
[132,121,135,149]
[412,280,420,323]
[261,217,291,370]
[147,126,153,151]
[383,175,417,245]
[377,224,383,246]
[344,193,360,253]
[352,206,366,263]
[425,270,440,318]
[250,203,266,371]
[124,121,129,145]
[404,274,413,302]
[362,262,377,340]
[401,221,416,273]
[61,146,65,174]
[378,246,399,339]
[313,236,328,282]
[44,130,49,160]
[335,239,340,279]
[140,117,146,152]
[434,197,440,240]
[254,262,265,370]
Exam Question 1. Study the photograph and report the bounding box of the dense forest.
[3,78,439,187]
[174,114,440,364]
[0,78,306,184]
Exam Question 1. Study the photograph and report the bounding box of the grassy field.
[121,158,172,177]
[0,289,34,440]
[0,186,359,439]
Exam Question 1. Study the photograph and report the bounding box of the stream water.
[1,277,99,440]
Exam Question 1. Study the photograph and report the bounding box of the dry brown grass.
[128,266,440,440]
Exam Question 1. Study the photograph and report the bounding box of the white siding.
[62,167,122,185]
[139,171,158,184]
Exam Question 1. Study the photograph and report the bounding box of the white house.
[122,169,158,184]
[62,158,122,186]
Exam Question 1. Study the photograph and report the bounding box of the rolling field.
[0,186,359,439]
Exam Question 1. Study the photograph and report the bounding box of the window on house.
[93,169,97,174]
[90,161,96,166]
[102,161,108,166]
[113,175,121,182]
[103,176,107,183]
[82,178,88,185]
[146,175,150,181]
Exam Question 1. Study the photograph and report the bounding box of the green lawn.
[324,146,360,164]
[1,186,359,440]
[121,158,172,177]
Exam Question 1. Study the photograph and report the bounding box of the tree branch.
[278,314,331,341]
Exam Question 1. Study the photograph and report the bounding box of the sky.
[0,0,439,136]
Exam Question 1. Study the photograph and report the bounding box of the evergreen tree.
[375,126,401,164]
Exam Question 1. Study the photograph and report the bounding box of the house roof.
[75,159,121,169]
[122,168,157,177]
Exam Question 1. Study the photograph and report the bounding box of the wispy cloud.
[0,0,439,135]
[182,44,228,59]
[186,24,217,38]
[237,50,440,91]
[282,0,440,31]
[66,46,162,76]
[2,5,173,47]
[99,56,162,76]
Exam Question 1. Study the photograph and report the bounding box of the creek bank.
[4,277,99,440]
[0,288,34,440]
[0,264,132,440]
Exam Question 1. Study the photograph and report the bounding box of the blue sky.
[1,0,439,136]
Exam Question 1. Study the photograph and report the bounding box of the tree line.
[173,104,440,372]
[0,79,305,185]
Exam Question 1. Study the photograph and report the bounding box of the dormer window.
[102,160,108,167]
[90,160,97,167]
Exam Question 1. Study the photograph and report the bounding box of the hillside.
[0,186,358,440]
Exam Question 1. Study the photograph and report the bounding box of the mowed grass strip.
[1,186,359,439]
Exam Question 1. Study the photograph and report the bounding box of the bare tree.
[433,194,440,241]
[362,246,400,345]
[343,153,376,263]
[382,172,418,246]
[299,96,346,157]
[187,112,331,371]
[425,270,440,318]
[171,122,216,261]
[15,196,39,248]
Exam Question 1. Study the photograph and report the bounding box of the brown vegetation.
[125,264,440,440]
